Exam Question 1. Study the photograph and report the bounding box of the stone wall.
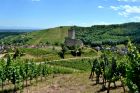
[64,38,83,47]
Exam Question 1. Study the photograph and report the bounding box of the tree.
[13,48,20,59]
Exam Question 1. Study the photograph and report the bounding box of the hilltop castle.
[64,29,83,47]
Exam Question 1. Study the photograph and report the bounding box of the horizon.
[0,0,140,29]
[0,21,140,30]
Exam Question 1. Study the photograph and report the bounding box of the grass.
[81,47,99,57]
[20,72,128,93]
[20,47,58,56]
[47,59,93,71]
[46,65,80,74]
[19,46,99,62]
[20,47,60,61]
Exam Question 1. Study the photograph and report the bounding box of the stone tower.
[64,29,83,47]
[68,29,75,39]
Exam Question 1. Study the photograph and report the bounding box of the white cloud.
[130,16,140,21]
[110,5,140,17]
[110,6,120,10]
[122,5,140,14]
[98,6,104,9]
[118,12,129,17]
[117,0,140,2]
[32,0,40,2]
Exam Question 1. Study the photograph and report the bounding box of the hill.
[73,22,140,46]
[0,26,70,45]
[0,22,140,46]
[0,32,24,40]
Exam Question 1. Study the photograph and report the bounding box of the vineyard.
[89,41,140,93]
[0,58,79,92]
[0,42,139,93]
[0,56,93,92]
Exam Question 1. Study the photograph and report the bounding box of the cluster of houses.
[0,45,17,54]
[0,45,7,54]
[94,46,128,55]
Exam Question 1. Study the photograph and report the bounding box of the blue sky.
[0,0,140,29]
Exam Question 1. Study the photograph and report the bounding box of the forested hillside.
[73,22,140,46]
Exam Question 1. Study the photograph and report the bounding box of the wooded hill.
[0,22,140,46]
[74,22,140,46]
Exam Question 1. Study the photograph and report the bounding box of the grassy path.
[21,72,128,93]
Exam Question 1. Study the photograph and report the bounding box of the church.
[64,29,83,47]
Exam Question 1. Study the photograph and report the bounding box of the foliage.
[126,41,140,92]
[0,56,79,92]
[72,22,140,46]
[89,42,140,92]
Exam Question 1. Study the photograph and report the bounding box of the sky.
[0,0,140,29]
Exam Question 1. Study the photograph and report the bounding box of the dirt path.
[0,54,5,58]
[21,73,128,93]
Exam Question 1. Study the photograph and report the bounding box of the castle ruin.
[64,29,83,47]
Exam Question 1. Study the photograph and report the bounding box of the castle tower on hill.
[68,29,75,39]
[64,29,83,47]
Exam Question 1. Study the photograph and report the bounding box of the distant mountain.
[0,29,39,32]
[0,26,42,30]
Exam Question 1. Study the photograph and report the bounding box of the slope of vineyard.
[0,41,140,93]
[0,26,70,45]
